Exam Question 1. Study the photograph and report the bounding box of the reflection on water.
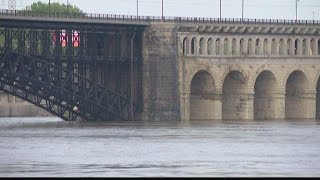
[0,117,320,177]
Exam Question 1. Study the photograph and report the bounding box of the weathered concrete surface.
[142,22,180,121]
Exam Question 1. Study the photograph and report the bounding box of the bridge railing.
[1,9,320,26]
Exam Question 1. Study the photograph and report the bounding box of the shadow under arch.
[285,70,311,119]
[222,70,250,120]
[254,70,279,120]
[190,70,217,120]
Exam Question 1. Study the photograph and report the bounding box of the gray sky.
[1,0,320,20]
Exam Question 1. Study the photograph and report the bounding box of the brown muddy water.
[0,117,320,177]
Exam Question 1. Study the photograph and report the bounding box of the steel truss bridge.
[0,12,144,121]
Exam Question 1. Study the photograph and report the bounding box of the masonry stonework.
[177,23,320,122]
[142,23,180,121]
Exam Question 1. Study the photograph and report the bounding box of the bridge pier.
[222,92,254,120]
[254,92,285,120]
[286,92,316,119]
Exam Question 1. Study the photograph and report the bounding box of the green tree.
[23,1,84,16]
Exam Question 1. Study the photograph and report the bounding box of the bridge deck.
[1,9,320,26]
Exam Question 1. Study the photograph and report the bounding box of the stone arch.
[310,38,316,56]
[249,66,281,93]
[232,38,236,55]
[199,37,205,55]
[189,70,217,120]
[240,38,245,55]
[191,37,197,54]
[280,68,312,92]
[186,66,217,94]
[222,70,251,120]
[218,65,249,92]
[254,70,279,120]
[285,70,310,119]
[287,39,292,55]
[182,37,189,55]
[302,38,308,55]
[263,38,268,55]
[271,38,277,55]
[207,38,214,55]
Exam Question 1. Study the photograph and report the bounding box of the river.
[0,117,319,177]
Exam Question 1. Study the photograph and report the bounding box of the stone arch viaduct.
[175,23,320,121]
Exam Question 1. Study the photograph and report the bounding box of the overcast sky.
[1,0,320,20]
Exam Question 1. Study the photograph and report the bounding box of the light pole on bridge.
[242,0,244,21]
[67,0,69,16]
[49,0,50,16]
[162,0,164,19]
[136,0,138,17]
[296,0,299,20]
[219,0,221,20]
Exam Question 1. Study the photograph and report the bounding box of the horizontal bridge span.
[1,9,320,26]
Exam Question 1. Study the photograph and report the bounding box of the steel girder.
[0,48,138,121]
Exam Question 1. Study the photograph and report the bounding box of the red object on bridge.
[52,30,80,47]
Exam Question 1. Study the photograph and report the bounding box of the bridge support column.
[255,92,285,120]
[222,92,254,120]
[213,93,222,120]
[286,92,316,119]
[274,92,286,119]
[142,23,180,121]
[180,93,190,121]
[182,93,223,121]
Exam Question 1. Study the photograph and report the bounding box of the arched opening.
[317,77,320,119]
[224,38,229,55]
[294,39,299,55]
[263,38,268,55]
[191,37,196,54]
[279,39,285,55]
[190,71,216,120]
[285,71,310,119]
[207,38,213,55]
[183,37,189,55]
[232,38,236,55]
[247,38,253,55]
[215,38,221,55]
[271,38,277,55]
[310,39,315,55]
[222,71,249,120]
[302,39,307,55]
[255,38,260,55]
[240,38,244,55]
[287,39,292,55]
[199,38,205,55]
[254,71,278,120]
